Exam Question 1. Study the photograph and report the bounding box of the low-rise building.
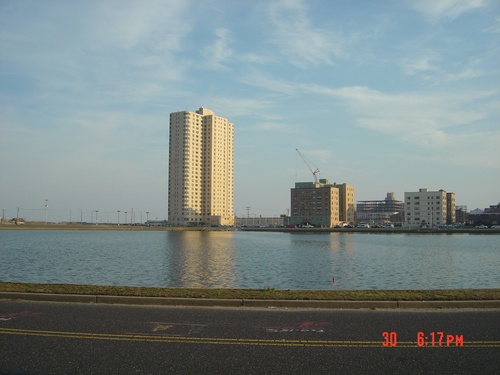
[404,188,456,227]
[469,203,500,226]
[290,179,354,227]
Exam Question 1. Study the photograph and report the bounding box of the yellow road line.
[1,328,499,348]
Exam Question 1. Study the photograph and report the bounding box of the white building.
[404,188,456,228]
[168,107,234,226]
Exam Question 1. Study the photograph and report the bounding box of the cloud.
[200,96,275,120]
[86,1,190,51]
[248,121,302,133]
[237,72,496,151]
[266,0,348,68]
[402,56,440,75]
[239,70,298,95]
[0,1,191,111]
[484,16,500,33]
[323,86,487,144]
[407,0,488,21]
[401,55,484,83]
[201,28,234,69]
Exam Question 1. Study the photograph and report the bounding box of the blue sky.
[1,0,499,223]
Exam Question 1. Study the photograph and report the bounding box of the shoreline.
[1,222,499,234]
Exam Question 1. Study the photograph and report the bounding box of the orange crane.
[296,148,320,184]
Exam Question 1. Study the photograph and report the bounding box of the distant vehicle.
[301,224,314,228]
[490,225,500,229]
[382,223,394,228]
[356,223,370,228]
[475,225,488,229]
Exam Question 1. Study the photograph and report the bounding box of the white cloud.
[402,55,484,83]
[402,56,440,75]
[249,121,302,133]
[407,0,488,21]
[484,16,500,33]
[87,1,190,51]
[323,85,491,147]
[239,70,298,95]
[267,0,348,67]
[204,97,274,119]
[201,28,234,69]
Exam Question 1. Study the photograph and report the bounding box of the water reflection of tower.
[166,231,236,288]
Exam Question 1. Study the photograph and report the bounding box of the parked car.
[491,225,500,229]
[356,223,370,228]
[475,225,488,229]
[382,223,394,228]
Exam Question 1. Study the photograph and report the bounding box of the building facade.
[168,107,234,226]
[290,179,354,227]
[356,192,405,223]
[404,188,455,227]
[337,182,355,224]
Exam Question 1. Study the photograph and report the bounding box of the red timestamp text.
[382,331,464,347]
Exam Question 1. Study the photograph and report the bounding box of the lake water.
[1,230,499,290]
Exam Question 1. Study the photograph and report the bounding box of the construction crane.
[296,148,320,184]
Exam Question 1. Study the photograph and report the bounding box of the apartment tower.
[168,107,234,226]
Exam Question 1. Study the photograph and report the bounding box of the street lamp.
[117,210,121,226]
[45,199,48,225]
[124,211,128,225]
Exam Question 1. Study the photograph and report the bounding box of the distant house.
[470,203,500,226]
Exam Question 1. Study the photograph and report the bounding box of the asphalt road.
[1,300,499,374]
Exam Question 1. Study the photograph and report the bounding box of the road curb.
[0,292,97,304]
[397,300,500,309]
[242,299,398,309]
[96,295,243,307]
[1,292,499,309]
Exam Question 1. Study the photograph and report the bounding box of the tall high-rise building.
[168,107,234,226]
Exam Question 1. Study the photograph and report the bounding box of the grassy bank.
[1,282,499,301]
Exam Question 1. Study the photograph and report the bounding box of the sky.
[1,0,499,223]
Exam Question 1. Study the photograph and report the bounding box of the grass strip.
[1,282,499,301]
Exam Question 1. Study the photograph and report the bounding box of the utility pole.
[45,199,48,224]
[246,206,251,226]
